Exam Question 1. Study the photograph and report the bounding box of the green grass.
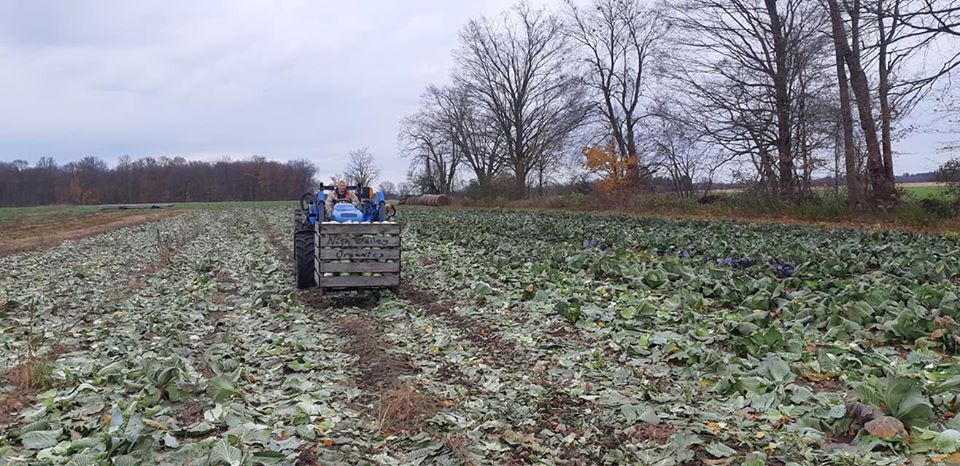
[902,185,948,199]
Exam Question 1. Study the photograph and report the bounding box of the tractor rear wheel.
[294,210,316,289]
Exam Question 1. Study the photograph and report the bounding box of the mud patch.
[797,373,845,393]
[535,392,591,432]
[0,391,33,426]
[627,422,679,443]
[295,443,324,466]
[301,289,382,311]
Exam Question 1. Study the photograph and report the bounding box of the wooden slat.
[319,223,400,234]
[320,236,401,247]
[320,262,400,273]
[319,275,400,288]
[319,249,401,260]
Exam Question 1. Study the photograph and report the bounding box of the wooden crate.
[314,222,401,291]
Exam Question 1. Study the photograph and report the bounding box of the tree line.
[0,156,316,207]
[401,0,960,207]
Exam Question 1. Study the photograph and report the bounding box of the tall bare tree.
[399,106,460,194]
[826,0,896,203]
[344,148,379,189]
[650,109,736,197]
[424,84,503,188]
[456,3,588,197]
[670,0,830,199]
[565,0,666,187]
[832,10,863,207]
[867,0,960,183]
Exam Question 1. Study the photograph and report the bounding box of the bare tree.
[426,84,505,188]
[832,5,863,207]
[565,0,666,186]
[941,91,960,153]
[344,148,379,188]
[826,0,897,203]
[791,29,839,198]
[456,3,589,197]
[651,113,735,198]
[399,108,459,194]
[670,0,831,199]
[890,1,960,87]
[866,0,960,184]
[378,181,397,199]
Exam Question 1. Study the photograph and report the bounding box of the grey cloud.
[0,0,953,185]
[0,0,527,183]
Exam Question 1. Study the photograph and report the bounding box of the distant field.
[0,205,101,228]
[0,201,296,228]
[0,201,299,254]
[0,188,953,250]
[900,182,948,199]
[173,200,297,210]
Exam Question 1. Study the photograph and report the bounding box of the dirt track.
[0,210,180,257]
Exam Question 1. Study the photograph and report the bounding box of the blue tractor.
[294,184,399,290]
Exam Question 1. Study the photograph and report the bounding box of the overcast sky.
[0,0,955,185]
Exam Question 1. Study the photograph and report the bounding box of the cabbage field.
[1,207,960,465]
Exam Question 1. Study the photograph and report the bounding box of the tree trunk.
[514,169,528,198]
[877,3,896,185]
[835,38,862,207]
[764,0,794,200]
[826,0,895,204]
[833,119,841,194]
[538,166,544,197]
[624,120,641,187]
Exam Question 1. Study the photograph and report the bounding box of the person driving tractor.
[325,179,360,218]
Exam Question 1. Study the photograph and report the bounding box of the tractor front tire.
[294,211,316,289]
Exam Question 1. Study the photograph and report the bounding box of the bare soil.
[0,210,180,257]
[176,399,206,426]
[0,390,34,426]
[335,316,415,390]
[401,284,628,463]
[331,313,440,435]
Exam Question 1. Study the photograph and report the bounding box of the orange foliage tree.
[583,144,637,197]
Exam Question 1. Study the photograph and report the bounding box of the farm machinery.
[293,184,400,292]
